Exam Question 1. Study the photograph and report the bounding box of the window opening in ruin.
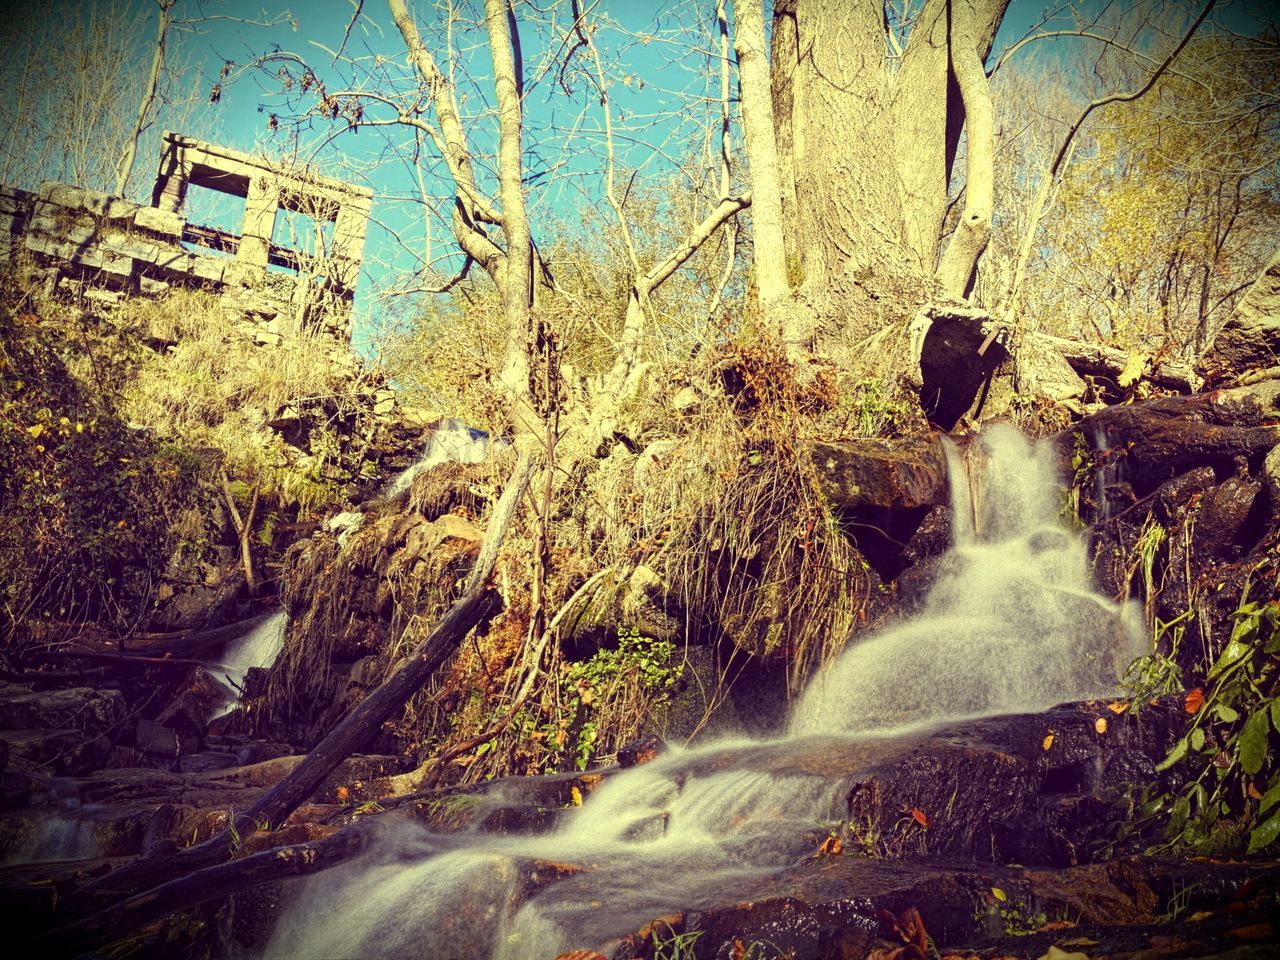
[180,185,243,259]
[270,192,336,277]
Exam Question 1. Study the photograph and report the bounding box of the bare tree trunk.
[732,0,799,349]
[936,0,995,297]
[220,472,259,598]
[115,0,173,198]
[484,0,534,416]
[771,0,1009,345]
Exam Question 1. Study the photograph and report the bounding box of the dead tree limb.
[60,451,534,947]
[30,826,375,953]
[1030,332,1200,392]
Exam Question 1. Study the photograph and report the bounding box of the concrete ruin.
[0,132,373,343]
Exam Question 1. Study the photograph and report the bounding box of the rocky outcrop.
[809,437,948,511]
[1200,248,1280,385]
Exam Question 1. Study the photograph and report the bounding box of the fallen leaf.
[569,786,583,807]
[1108,701,1129,715]
[335,785,350,803]
[817,835,842,856]
[991,887,1007,902]
[1043,733,1055,751]
[1248,782,1263,800]
[1095,717,1108,734]
[911,807,930,829]
[1185,688,1205,714]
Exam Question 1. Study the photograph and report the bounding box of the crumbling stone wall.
[0,132,373,347]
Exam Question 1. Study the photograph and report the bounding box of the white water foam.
[384,418,495,500]
[209,611,287,716]
[791,423,1143,736]
[260,423,1144,959]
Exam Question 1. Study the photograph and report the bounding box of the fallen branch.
[31,826,374,953]
[53,450,535,950]
[1030,331,1200,393]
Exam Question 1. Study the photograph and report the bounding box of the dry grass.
[573,339,872,693]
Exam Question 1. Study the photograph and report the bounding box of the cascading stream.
[261,423,1144,959]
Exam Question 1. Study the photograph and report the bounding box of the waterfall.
[1,778,99,865]
[261,424,1143,959]
[791,423,1143,736]
[209,611,287,716]
[383,418,495,499]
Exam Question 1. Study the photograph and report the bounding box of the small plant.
[651,922,702,960]
[1124,582,1280,856]
[979,888,1046,937]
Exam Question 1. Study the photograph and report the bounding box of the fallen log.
[1030,331,1200,393]
[49,450,534,951]
[30,825,374,953]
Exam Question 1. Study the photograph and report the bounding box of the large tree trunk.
[484,0,534,416]
[733,0,800,350]
[770,0,1009,346]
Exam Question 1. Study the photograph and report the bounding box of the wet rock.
[617,735,665,768]
[833,702,1182,868]
[1068,393,1280,495]
[809,438,947,511]
[1195,476,1264,561]
[0,683,126,736]
[1266,443,1280,507]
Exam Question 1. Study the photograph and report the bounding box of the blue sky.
[11,0,1272,348]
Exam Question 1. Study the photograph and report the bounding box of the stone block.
[191,254,226,283]
[139,276,171,295]
[100,231,161,263]
[133,205,185,238]
[154,249,194,273]
[255,329,283,347]
[37,182,132,221]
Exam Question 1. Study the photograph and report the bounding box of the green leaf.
[1272,698,1280,731]
[1156,736,1189,772]
[1215,704,1240,723]
[1167,795,1191,836]
[1247,810,1280,854]
[1240,710,1271,776]
[1191,727,1206,752]
[1260,783,1280,816]
[1209,639,1253,679]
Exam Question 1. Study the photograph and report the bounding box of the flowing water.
[261,424,1144,959]
[208,611,288,718]
[384,418,496,499]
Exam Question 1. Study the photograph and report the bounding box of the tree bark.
[483,0,534,416]
[935,0,995,298]
[732,0,799,349]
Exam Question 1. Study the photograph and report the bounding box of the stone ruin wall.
[0,132,373,350]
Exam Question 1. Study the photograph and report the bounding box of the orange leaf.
[817,835,842,856]
[1095,717,1108,735]
[1043,733,1055,751]
[335,785,350,803]
[911,807,931,829]
[1248,782,1263,800]
[1185,688,1205,714]
[1108,701,1129,715]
